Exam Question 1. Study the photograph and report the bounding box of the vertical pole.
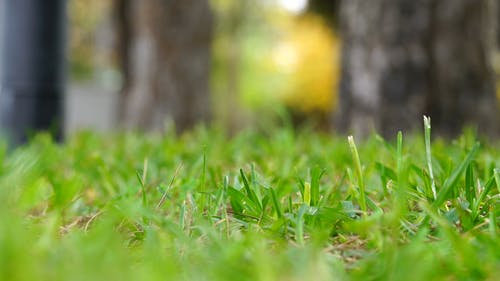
[0,0,66,146]
[0,0,3,85]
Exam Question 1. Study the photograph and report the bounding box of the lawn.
[0,121,498,280]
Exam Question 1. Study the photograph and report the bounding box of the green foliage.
[0,124,499,280]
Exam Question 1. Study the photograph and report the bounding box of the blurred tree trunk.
[114,0,213,132]
[497,0,500,48]
[337,0,498,137]
[215,2,246,135]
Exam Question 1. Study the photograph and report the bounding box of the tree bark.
[115,0,213,132]
[337,0,498,138]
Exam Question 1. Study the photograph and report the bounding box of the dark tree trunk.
[337,0,498,138]
[115,0,213,132]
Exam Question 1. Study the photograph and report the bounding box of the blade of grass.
[199,147,207,210]
[433,142,480,207]
[136,158,148,206]
[156,163,183,210]
[366,196,383,214]
[348,136,367,213]
[227,187,261,217]
[465,163,475,204]
[239,168,262,211]
[310,166,324,207]
[269,188,283,218]
[303,182,311,206]
[423,116,437,199]
[396,131,403,180]
[494,168,500,195]
[394,131,408,210]
[295,204,307,246]
[374,162,396,195]
[472,175,495,221]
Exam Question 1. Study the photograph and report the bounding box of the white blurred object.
[277,0,308,14]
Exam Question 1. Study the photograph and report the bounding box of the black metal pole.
[0,0,66,146]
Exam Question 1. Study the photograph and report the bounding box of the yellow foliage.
[271,15,340,114]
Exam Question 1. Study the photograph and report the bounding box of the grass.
[0,122,498,281]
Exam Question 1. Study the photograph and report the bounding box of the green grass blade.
[199,146,207,209]
[295,204,307,246]
[366,196,383,214]
[472,175,495,221]
[423,116,437,199]
[374,162,394,196]
[348,136,367,213]
[394,131,409,209]
[310,166,324,207]
[433,142,480,207]
[269,188,283,218]
[136,172,147,206]
[239,169,262,211]
[465,163,475,204]
[227,187,261,218]
[297,177,306,196]
[494,168,500,195]
[396,131,403,179]
[303,181,311,206]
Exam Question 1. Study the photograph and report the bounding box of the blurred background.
[65,0,340,134]
[1,0,500,141]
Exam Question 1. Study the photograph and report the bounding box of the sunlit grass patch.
[0,123,498,280]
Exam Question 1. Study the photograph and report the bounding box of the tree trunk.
[337,0,498,138]
[116,0,213,132]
